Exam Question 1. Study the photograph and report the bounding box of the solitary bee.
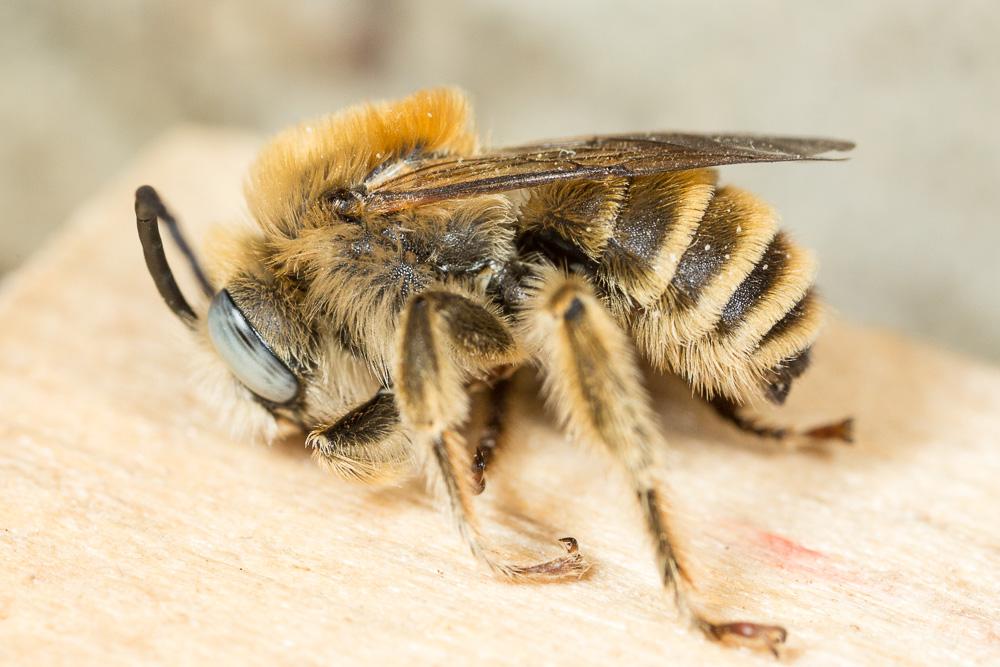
[135,88,853,656]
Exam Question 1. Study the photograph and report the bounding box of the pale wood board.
[1,128,998,666]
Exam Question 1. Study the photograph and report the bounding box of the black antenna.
[135,185,214,328]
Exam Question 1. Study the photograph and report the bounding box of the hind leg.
[710,396,853,448]
[522,267,787,656]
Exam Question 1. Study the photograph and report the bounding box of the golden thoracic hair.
[245,88,479,238]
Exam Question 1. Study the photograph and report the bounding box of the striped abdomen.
[517,170,821,404]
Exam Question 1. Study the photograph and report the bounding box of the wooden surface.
[2,128,999,666]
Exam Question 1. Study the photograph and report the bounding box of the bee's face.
[206,288,300,407]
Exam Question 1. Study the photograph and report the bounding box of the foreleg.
[306,389,412,483]
[395,287,586,581]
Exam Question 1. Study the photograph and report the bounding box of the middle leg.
[470,375,512,494]
[522,267,788,656]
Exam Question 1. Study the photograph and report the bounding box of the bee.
[134,88,853,656]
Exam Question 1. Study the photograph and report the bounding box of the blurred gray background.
[2,1,998,362]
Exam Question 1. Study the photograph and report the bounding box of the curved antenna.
[135,185,214,328]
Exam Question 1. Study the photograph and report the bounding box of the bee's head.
[135,185,305,415]
[136,185,378,443]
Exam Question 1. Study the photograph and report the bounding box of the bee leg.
[523,268,787,657]
[471,377,510,494]
[710,396,854,448]
[306,389,413,483]
[395,288,588,581]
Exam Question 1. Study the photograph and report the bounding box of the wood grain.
[1,128,998,666]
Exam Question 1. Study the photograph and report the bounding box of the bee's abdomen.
[518,170,823,404]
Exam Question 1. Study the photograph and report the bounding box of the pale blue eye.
[207,290,299,405]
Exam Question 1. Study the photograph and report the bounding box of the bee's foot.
[496,537,589,581]
[803,416,854,443]
[701,620,788,658]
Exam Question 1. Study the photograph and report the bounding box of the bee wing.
[363,133,854,212]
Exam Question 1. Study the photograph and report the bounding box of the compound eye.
[207,290,299,405]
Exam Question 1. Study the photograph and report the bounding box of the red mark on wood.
[757,531,826,562]
[752,530,855,581]
[717,520,855,582]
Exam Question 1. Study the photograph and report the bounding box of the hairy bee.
[135,88,853,656]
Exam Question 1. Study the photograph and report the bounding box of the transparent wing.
[363,133,854,212]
